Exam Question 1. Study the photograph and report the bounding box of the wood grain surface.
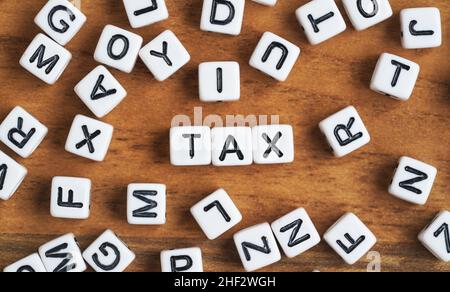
[0,0,449,272]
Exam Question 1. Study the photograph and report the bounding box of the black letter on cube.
[92,242,121,271]
[107,35,130,60]
[150,41,173,66]
[357,0,379,18]
[308,12,335,33]
[336,233,365,254]
[91,75,117,100]
[8,117,36,149]
[182,134,201,159]
[262,42,289,71]
[204,200,231,222]
[170,255,193,272]
[219,135,244,161]
[333,117,363,147]
[57,187,83,208]
[45,243,77,272]
[242,237,271,261]
[434,223,450,254]
[48,5,76,33]
[0,164,7,190]
[134,0,158,16]
[210,0,235,25]
[409,20,435,36]
[390,60,410,87]
[280,219,311,248]
[399,166,428,195]
[29,45,60,74]
[132,190,158,218]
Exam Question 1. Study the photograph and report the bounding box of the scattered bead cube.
[170,126,212,166]
[296,0,347,45]
[401,7,442,49]
[0,150,27,201]
[83,229,136,272]
[191,189,242,240]
[94,25,143,73]
[34,0,87,46]
[65,114,114,162]
[127,183,166,225]
[418,211,450,262]
[234,222,281,272]
[319,106,370,157]
[199,61,240,102]
[200,0,246,36]
[342,0,393,31]
[20,33,72,85]
[370,52,420,101]
[271,208,321,258]
[211,127,253,166]
[252,0,277,7]
[74,65,127,118]
[0,106,48,158]
[249,32,300,82]
[324,213,377,265]
[161,247,203,272]
[123,0,169,29]
[252,124,294,164]
[38,233,86,272]
[389,156,437,205]
[3,253,47,272]
[50,176,91,220]
[139,30,190,81]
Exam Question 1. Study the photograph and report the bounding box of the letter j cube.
[319,106,370,157]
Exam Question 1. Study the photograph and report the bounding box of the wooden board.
[0,0,448,272]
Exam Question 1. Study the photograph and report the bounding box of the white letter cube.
[418,211,450,262]
[342,0,392,31]
[0,106,48,158]
[296,0,347,45]
[20,33,72,85]
[123,0,169,29]
[252,124,294,164]
[324,213,377,265]
[211,127,253,166]
[50,176,91,219]
[74,65,127,118]
[34,0,87,46]
[319,106,370,157]
[83,230,136,272]
[200,0,246,36]
[3,253,47,272]
[249,32,300,82]
[94,25,143,73]
[170,126,212,166]
[139,30,190,82]
[271,208,321,258]
[401,7,442,49]
[234,223,281,272]
[0,150,27,201]
[199,61,240,102]
[389,156,437,205]
[38,233,86,272]
[161,247,203,272]
[370,53,420,101]
[65,115,114,162]
[127,183,166,225]
[191,189,242,240]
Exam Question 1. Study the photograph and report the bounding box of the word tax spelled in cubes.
[0,150,27,201]
[400,7,442,49]
[3,253,47,272]
[324,213,377,265]
[234,223,281,272]
[123,0,169,29]
[34,0,87,46]
[319,106,370,157]
[161,247,203,272]
[38,233,87,272]
[0,106,48,158]
[127,183,166,225]
[389,157,437,205]
[94,25,143,73]
[75,65,127,118]
[296,0,347,45]
[65,115,114,162]
[50,176,92,220]
[83,230,136,272]
[371,53,420,101]
[419,211,450,262]
[191,189,242,240]
[201,0,246,36]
